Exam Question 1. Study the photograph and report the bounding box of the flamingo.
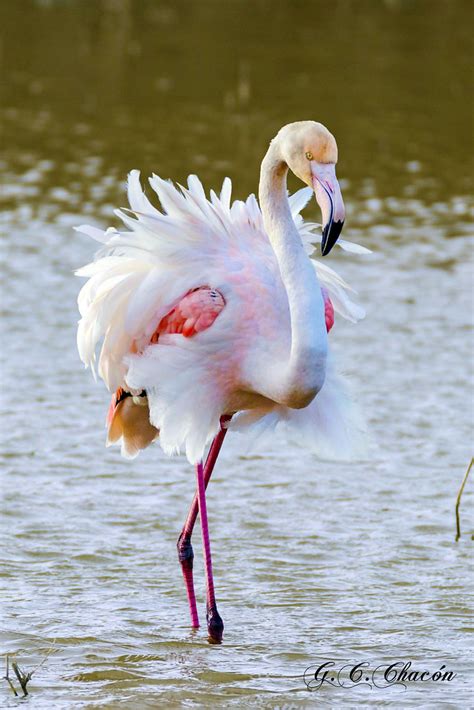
[76,121,368,643]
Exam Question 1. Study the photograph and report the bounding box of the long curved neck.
[258,139,327,407]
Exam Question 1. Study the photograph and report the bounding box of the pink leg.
[177,416,230,633]
[195,459,223,643]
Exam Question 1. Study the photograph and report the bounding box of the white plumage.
[76,170,368,463]
[76,121,374,644]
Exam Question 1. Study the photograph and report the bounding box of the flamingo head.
[278,121,345,256]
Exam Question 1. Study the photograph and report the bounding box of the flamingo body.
[104,283,335,458]
[76,173,367,463]
[76,120,371,642]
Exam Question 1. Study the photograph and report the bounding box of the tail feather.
[107,393,158,459]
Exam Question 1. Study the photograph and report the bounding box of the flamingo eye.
[305,151,313,160]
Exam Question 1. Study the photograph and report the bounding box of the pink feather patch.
[150,287,226,341]
[322,287,335,332]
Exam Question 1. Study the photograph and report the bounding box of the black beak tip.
[321,220,344,256]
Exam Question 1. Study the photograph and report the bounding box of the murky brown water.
[1,1,473,707]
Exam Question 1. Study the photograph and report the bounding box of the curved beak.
[311,162,345,256]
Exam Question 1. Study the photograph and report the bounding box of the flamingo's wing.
[104,287,226,459]
[76,172,281,460]
[76,174,365,386]
[76,171,288,386]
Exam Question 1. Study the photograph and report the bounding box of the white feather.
[76,171,369,462]
[230,354,368,460]
[74,224,111,244]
